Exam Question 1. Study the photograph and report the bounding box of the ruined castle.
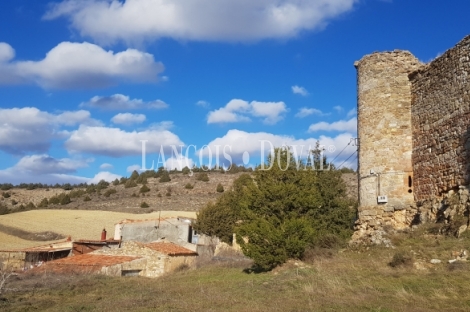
[353,34,470,244]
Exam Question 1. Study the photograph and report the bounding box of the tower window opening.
[408,176,412,188]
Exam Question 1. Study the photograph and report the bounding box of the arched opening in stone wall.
[408,176,413,193]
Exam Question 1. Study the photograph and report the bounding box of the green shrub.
[86,185,96,194]
[125,180,138,188]
[165,192,171,197]
[112,179,120,186]
[196,172,209,182]
[140,185,150,193]
[131,192,138,197]
[69,189,86,198]
[0,203,9,215]
[182,166,191,175]
[60,194,71,205]
[38,198,49,208]
[2,192,11,198]
[157,193,162,198]
[83,196,91,202]
[184,183,194,190]
[216,183,224,193]
[159,171,171,183]
[104,188,117,197]
[26,202,36,210]
[196,146,356,271]
[140,201,149,208]
[11,199,18,206]
[130,170,140,180]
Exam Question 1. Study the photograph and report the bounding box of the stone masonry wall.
[411,35,470,202]
[353,51,421,244]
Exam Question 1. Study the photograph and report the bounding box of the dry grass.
[0,210,196,249]
[2,244,470,311]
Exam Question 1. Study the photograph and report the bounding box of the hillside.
[0,172,358,214]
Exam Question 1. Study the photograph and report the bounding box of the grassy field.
[0,210,196,249]
[2,235,470,312]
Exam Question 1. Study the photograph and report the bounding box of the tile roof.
[49,254,141,267]
[143,242,198,256]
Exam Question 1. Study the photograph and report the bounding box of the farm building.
[45,241,198,278]
[0,240,72,271]
[114,217,199,249]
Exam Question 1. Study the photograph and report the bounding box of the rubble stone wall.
[353,51,421,243]
[411,35,470,202]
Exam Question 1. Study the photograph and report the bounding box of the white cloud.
[14,154,90,175]
[207,99,287,125]
[99,163,113,170]
[127,164,141,173]
[88,171,122,184]
[0,42,15,62]
[333,106,343,113]
[165,156,194,171]
[292,85,309,96]
[295,107,325,118]
[0,41,164,89]
[111,113,146,125]
[199,129,357,169]
[148,121,174,131]
[308,118,357,133]
[0,107,99,154]
[65,125,184,157]
[80,94,168,110]
[347,108,357,117]
[44,0,357,45]
[196,100,210,108]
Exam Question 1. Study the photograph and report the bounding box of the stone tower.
[353,51,422,242]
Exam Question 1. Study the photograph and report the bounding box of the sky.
[0,0,469,185]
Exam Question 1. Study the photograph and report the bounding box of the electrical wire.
[338,149,358,169]
[330,141,351,164]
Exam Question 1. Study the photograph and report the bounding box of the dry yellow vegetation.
[0,209,196,249]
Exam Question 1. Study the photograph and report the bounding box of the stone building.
[353,34,470,244]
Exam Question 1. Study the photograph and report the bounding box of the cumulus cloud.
[0,154,107,185]
[100,163,114,170]
[196,100,210,108]
[165,156,194,171]
[88,171,122,184]
[126,164,141,173]
[14,154,90,175]
[0,41,164,89]
[65,125,184,157]
[111,113,146,125]
[80,94,168,110]
[308,118,357,133]
[43,0,357,45]
[199,129,357,169]
[333,106,343,113]
[347,108,357,117]
[0,107,100,154]
[292,85,309,96]
[295,107,326,118]
[207,99,287,125]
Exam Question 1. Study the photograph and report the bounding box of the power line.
[338,149,358,169]
[330,141,351,164]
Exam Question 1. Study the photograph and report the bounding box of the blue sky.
[0,0,469,184]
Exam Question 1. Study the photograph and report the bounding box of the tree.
[159,170,171,183]
[195,147,356,271]
[130,170,140,180]
[216,183,224,193]
[196,172,209,182]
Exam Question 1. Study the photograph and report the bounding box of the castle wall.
[411,35,470,202]
[354,51,421,240]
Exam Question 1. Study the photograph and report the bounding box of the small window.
[408,176,412,188]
